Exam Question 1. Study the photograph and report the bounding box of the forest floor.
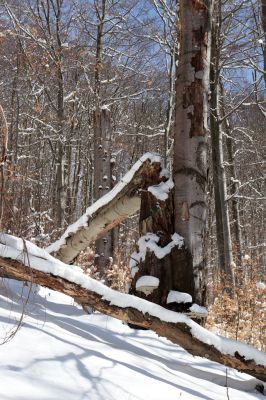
[0,280,264,400]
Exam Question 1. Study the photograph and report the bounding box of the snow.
[0,280,264,400]
[148,177,174,201]
[189,304,208,316]
[167,290,192,304]
[129,232,184,273]
[1,232,266,370]
[136,276,159,289]
[46,152,162,254]
[159,168,170,179]
[101,104,110,111]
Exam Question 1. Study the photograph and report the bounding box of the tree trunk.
[221,90,243,270]
[54,3,66,229]
[129,182,194,311]
[0,105,8,230]
[209,5,234,284]
[261,0,266,87]
[94,108,114,274]
[173,0,212,305]
[93,0,113,275]
[0,244,266,382]
[46,154,162,264]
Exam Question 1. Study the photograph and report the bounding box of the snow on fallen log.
[0,233,266,382]
[46,153,162,264]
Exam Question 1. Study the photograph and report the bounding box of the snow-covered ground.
[0,280,264,400]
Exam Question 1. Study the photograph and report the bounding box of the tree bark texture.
[130,186,194,311]
[47,156,162,264]
[174,0,212,305]
[94,108,114,273]
[0,254,265,382]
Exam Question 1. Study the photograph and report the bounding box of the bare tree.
[174,0,212,305]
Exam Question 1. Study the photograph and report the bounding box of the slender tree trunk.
[209,5,234,285]
[54,3,66,229]
[93,0,114,275]
[164,48,176,167]
[0,106,8,230]
[173,0,212,305]
[220,86,243,270]
[261,0,266,87]
[94,108,113,272]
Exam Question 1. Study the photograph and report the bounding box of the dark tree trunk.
[94,108,114,274]
[129,182,194,311]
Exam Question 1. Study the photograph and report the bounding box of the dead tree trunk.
[129,179,194,311]
[173,0,212,305]
[0,239,265,382]
[46,154,162,264]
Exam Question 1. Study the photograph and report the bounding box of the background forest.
[0,0,265,350]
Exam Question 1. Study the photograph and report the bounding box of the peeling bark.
[0,255,265,382]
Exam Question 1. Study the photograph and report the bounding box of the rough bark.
[0,255,265,382]
[174,0,212,305]
[94,108,114,274]
[130,186,194,311]
[93,0,113,273]
[47,156,162,264]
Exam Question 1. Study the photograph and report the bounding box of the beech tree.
[130,0,212,308]
[0,0,265,386]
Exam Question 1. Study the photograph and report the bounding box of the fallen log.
[0,234,265,382]
[46,153,162,264]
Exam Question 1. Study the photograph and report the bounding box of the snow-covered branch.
[46,153,163,264]
[0,233,266,382]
